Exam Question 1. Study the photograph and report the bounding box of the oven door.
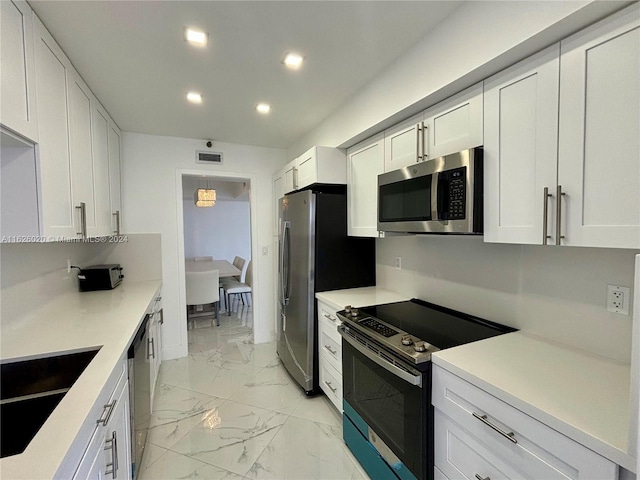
[341,329,431,480]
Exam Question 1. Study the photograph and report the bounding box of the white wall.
[183,199,251,266]
[0,234,162,324]
[377,236,638,363]
[288,0,627,156]
[121,133,287,360]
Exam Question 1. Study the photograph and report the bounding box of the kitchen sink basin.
[0,348,100,458]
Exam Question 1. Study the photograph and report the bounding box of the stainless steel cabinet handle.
[555,185,566,245]
[324,344,337,355]
[323,313,336,323]
[542,187,552,245]
[416,123,423,162]
[422,122,428,160]
[324,380,337,393]
[475,475,490,480]
[97,400,116,425]
[472,412,517,444]
[75,202,87,239]
[148,337,155,359]
[112,210,120,235]
[105,431,118,478]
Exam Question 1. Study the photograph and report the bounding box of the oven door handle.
[339,326,423,388]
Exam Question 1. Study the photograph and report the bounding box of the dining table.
[185,259,241,278]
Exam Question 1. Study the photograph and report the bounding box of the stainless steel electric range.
[338,299,516,480]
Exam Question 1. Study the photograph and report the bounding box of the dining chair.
[231,256,246,281]
[194,256,213,262]
[223,260,252,316]
[185,269,220,327]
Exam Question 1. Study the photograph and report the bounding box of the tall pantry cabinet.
[484,5,640,249]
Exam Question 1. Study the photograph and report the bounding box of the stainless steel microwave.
[377,147,483,234]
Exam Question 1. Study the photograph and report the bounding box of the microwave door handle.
[436,174,449,221]
[431,172,440,221]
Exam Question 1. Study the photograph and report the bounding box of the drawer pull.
[324,344,337,355]
[323,312,337,322]
[475,475,490,480]
[324,380,338,393]
[472,412,517,444]
[97,400,117,426]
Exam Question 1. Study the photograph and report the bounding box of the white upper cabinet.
[347,133,384,237]
[34,16,76,238]
[273,168,284,232]
[557,5,639,249]
[91,104,113,237]
[0,0,38,142]
[383,112,424,172]
[282,146,346,194]
[484,45,560,245]
[108,122,122,235]
[424,82,483,159]
[484,4,639,249]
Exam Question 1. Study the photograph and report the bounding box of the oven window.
[379,176,432,222]
[342,340,427,479]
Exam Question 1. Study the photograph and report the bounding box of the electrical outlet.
[262,246,269,256]
[395,256,402,270]
[607,285,630,315]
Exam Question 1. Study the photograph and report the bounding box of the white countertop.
[315,286,411,311]
[432,331,635,472]
[0,280,162,479]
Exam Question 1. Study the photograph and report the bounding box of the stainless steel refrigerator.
[277,187,375,394]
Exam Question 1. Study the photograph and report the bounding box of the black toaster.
[78,264,124,291]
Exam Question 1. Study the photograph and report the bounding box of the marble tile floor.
[138,310,370,480]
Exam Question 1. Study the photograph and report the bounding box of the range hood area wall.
[376,235,638,364]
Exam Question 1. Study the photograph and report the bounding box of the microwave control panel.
[442,167,466,220]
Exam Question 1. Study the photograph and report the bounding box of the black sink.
[0,349,99,458]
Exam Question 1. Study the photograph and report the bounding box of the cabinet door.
[283,160,296,193]
[72,427,106,480]
[296,148,316,190]
[347,132,384,237]
[91,105,112,237]
[424,82,483,159]
[273,170,284,232]
[108,122,122,235]
[558,5,640,249]
[106,380,132,480]
[484,45,560,244]
[68,71,97,237]
[0,0,38,141]
[34,18,76,238]
[383,113,423,172]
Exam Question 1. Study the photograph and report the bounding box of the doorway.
[180,174,254,342]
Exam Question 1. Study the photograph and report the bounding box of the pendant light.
[195,180,216,207]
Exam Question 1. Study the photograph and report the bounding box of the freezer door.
[276,190,316,392]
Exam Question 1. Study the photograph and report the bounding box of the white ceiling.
[29,1,463,149]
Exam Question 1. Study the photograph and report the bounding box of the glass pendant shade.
[195,188,216,207]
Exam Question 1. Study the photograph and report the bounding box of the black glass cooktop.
[358,299,516,349]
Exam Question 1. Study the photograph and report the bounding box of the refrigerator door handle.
[280,220,291,306]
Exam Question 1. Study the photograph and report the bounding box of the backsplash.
[376,235,638,363]
[1,234,161,324]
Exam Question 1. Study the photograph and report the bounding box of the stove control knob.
[401,336,413,346]
[350,308,359,317]
[413,341,428,353]
[344,305,352,313]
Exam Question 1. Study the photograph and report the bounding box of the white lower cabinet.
[317,300,343,412]
[432,365,617,480]
[72,358,131,480]
[149,296,163,407]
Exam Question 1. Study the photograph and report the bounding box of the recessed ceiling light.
[256,103,271,114]
[187,92,203,104]
[283,53,304,69]
[185,28,208,46]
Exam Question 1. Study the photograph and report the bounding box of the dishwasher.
[128,314,151,479]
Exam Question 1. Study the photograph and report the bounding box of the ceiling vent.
[196,151,223,165]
